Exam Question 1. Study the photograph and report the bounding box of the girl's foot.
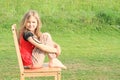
[49,58,67,69]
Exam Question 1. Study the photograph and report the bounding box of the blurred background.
[0,0,120,80]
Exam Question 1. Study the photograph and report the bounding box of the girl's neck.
[26,29,35,34]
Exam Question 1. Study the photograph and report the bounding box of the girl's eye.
[27,21,30,23]
[32,21,35,23]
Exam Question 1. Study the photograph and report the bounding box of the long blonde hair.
[18,10,42,40]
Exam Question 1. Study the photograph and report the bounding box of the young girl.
[18,10,66,69]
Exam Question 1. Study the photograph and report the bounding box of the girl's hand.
[54,43,61,57]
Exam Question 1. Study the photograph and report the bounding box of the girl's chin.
[27,29,35,32]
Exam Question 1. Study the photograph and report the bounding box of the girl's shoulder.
[23,31,34,41]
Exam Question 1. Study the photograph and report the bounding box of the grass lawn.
[0,28,120,80]
[0,0,120,80]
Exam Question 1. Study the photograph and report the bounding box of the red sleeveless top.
[19,35,35,66]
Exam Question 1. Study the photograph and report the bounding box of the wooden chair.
[11,24,61,80]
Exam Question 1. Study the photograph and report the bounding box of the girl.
[18,10,66,69]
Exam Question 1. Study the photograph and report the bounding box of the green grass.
[0,0,120,80]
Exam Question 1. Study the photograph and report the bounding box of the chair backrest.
[11,24,24,74]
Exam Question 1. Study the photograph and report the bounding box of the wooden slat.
[12,24,24,74]
[24,72,61,77]
[24,67,61,73]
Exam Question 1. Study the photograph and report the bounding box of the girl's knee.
[42,32,51,37]
[42,32,52,39]
[40,32,54,46]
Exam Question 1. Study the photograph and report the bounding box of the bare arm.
[27,37,57,53]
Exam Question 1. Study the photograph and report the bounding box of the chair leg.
[55,72,61,80]
[58,72,61,80]
[20,75,25,80]
[54,75,57,80]
[20,77,24,80]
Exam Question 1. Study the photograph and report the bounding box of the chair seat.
[24,67,61,77]
[24,67,61,73]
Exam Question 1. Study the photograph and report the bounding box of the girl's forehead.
[27,16,37,20]
[28,15,35,18]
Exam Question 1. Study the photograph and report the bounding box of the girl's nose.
[30,22,32,25]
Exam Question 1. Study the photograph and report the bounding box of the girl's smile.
[25,16,37,33]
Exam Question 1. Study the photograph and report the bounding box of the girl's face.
[25,16,37,33]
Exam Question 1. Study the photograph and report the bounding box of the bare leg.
[32,48,45,68]
[40,33,67,69]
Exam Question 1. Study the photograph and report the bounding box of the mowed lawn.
[0,29,120,80]
[0,0,120,80]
